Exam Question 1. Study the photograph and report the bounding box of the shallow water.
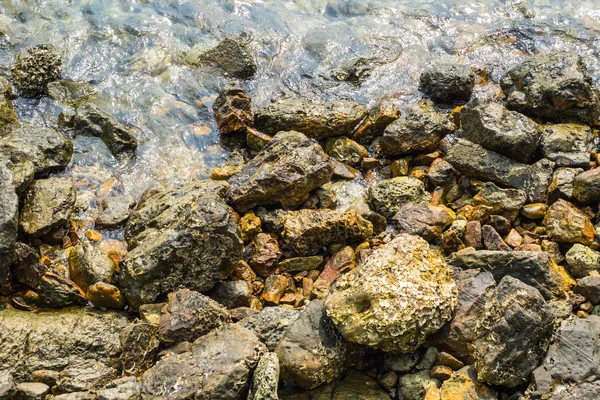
[2,0,600,200]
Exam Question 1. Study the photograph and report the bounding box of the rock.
[381,101,455,156]
[419,63,474,104]
[120,180,243,307]
[428,158,454,187]
[11,44,61,97]
[246,128,271,151]
[351,101,400,144]
[96,195,135,229]
[119,322,160,377]
[333,370,391,400]
[325,136,368,167]
[278,256,323,272]
[436,352,464,370]
[398,370,438,400]
[439,366,497,400]
[459,101,541,163]
[521,203,547,219]
[0,78,19,135]
[539,124,593,167]
[431,365,453,381]
[500,51,599,125]
[47,392,95,400]
[548,167,582,203]
[472,276,554,388]
[249,233,282,277]
[248,352,279,400]
[195,38,257,79]
[282,209,373,256]
[140,324,266,399]
[573,168,600,205]
[0,305,129,381]
[0,160,18,285]
[207,280,252,309]
[481,224,511,251]
[261,275,288,305]
[312,246,355,299]
[0,371,16,400]
[10,243,47,288]
[212,80,253,135]
[68,243,116,292]
[157,288,231,344]
[87,282,125,309]
[254,98,367,139]
[239,306,300,351]
[46,79,96,108]
[0,123,73,194]
[325,234,457,353]
[575,275,600,304]
[74,104,138,156]
[544,199,595,245]
[275,300,359,389]
[96,377,141,400]
[448,250,574,300]
[472,182,527,221]
[56,360,117,393]
[565,244,600,278]
[393,202,455,241]
[225,131,333,212]
[37,272,87,308]
[368,177,431,219]
[14,382,49,400]
[19,178,76,237]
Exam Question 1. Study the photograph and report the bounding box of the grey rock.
[248,352,279,400]
[539,123,593,167]
[416,347,439,371]
[207,280,252,309]
[0,370,16,400]
[574,275,600,304]
[472,182,527,221]
[96,377,141,400]
[68,243,116,292]
[368,177,431,219]
[0,159,18,285]
[239,306,300,351]
[119,322,160,377]
[419,63,474,104]
[56,360,117,393]
[14,382,49,400]
[96,195,136,229]
[196,38,257,79]
[11,44,61,97]
[573,168,600,205]
[565,244,600,278]
[398,370,438,400]
[120,180,243,307]
[383,352,421,373]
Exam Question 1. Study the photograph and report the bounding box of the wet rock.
[119,322,160,377]
[248,352,279,400]
[95,195,136,229]
[565,244,600,278]
[74,104,138,156]
[10,243,47,288]
[239,306,300,351]
[500,51,599,125]
[460,101,541,163]
[226,131,333,212]
[312,246,355,299]
[0,371,16,400]
[261,275,288,305]
[472,276,554,388]
[381,101,455,156]
[0,305,129,381]
[446,138,555,203]
[439,366,497,399]
[0,160,18,285]
[548,167,582,203]
[544,199,595,245]
[419,64,475,104]
[46,80,96,108]
[448,250,574,300]
[574,275,600,304]
[254,98,367,139]
[207,280,252,309]
[213,80,253,135]
[249,233,282,277]
[157,288,231,344]
[326,234,457,353]
[573,167,600,205]
[68,243,116,292]
[195,38,257,79]
[0,123,73,194]
[140,324,266,399]
[87,282,125,309]
[472,182,527,221]
[325,136,368,167]
[398,370,438,400]
[37,272,87,308]
[278,256,323,272]
[539,123,593,167]
[14,382,49,400]
[393,202,455,241]
[351,101,400,144]
[120,180,243,307]
[11,44,61,98]
[275,300,359,389]
[368,176,431,219]
[428,158,454,187]
[282,209,373,256]
[96,377,141,400]
[56,360,116,393]
[0,78,18,135]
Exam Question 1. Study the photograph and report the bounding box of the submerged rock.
[368,176,431,219]
[195,38,257,79]
[0,77,19,135]
[254,98,367,139]
[0,160,18,286]
[225,131,333,212]
[212,80,253,135]
[11,44,61,97]
[120,180,243,307]
[419,63,475,104]
[325,234,457,353]
[95,195,136,229]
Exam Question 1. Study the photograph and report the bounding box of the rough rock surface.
[56,359,117,393]
[140,324,266,399]
[565,244,600,278]
[539,124,593,167]
[325,234,457,353]
[225,131,333,212]
[37,272,87,308]
[212,80,253,135]
[254,98,367,139]
[325,136,368,166]
[472,182,527,221]
[368,177,431,219]
[68,243,116,292]
[120,180,243,307]
[239,306,300,351]
[248,352,279,400]
[548,167,583,203]
[0,160,18,285]
[573,167,600,205]
[438,366,497,399]
[393,202,455,241]
[0,77,19,135]
[544,199,595,245]
[351,101,400,144]
[419,63,475,104]
[119,322,160,377]
[196,38,257,79]
[574,275,600,304]
[11,44,61,97]
[95,195,135,229]
[96,377,141,400]
[0,371,16,400]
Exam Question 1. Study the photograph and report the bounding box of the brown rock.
[249,233,282,277]
[325,136,368,167]
[229,260,257,282]
[521,203,547,219]
[212,80,253,135]
[352,101,400,144]
[120,322,160,376]
[240,211,262,242]
[482,225,511,251]
[87,282,125,309]
[464,221,483,249]
[312,246,356,299]
[431,365,453,381]
[505,229,523,248]
[278,256,323,272]
[436,352,464,370]
[393,202,455,241]
[246,127,271,151]
[261,275,288,305]
[378,371,398,391]
[442,229,465,255]
[544,199,594,245]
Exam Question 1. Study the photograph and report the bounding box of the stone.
[56,360,116,393]
[419,63,475,104]
[539,123,593,167]
[500,51,599,125]
[505,229,524,248]
[521,203,547,219]
[120,180,243,307]
[157,288,231,344]
[431,365,453,381]
[19,178,75,237]
[472,182,527,221]
[398,370,438,400]
[229,260,257,282]
[275,300,359,389]
[10,243,47,289]
[37,272,87,308]
[0,160,18,285]
[195,38,257,79]
[254,98,367,139]
[368,177,431,219]
[139,303,164,326]
[548,167,582,203]
[248,352,279,400]
[87,282,125,309]
[0,306,129,381]
[464,221,482,249]
[312,246,356,299]
[565,244,600,278]
[428,158,454,187]
[325,136,368,166]
[212,80,253,135]
[481,225,511,251]
[14,382,49,400]
[46,79,96,108]
[282,209,372,256]
[96,377,141,400]
[68,243,116,292]
[207,280,252,309]
[0,371,16,400]
[393,202,455,241]
[74,104,138,156]
[140,324,266,399]
[225,131,334,212]
[119,322,160,377]
[439,367,497,400]
[0,78,19,135]
[325,234,457,353]
[573,167,600,205]
[575,275,600,304]
[246,128,271,151]
[239,306,300,351]
[239,211,262,242]
[333,370,391,400]
[446,138,554,203]
[381,100,455,156]
[11,44,61,97]
[472,276,554,388]
[261,275,288,305]
[249,233,282,277]
[436,352,464,370]
[544,199,595,245]
[378,371,399,392]
[351,101,400,144]
[384,352,421,373]
[278,256,323,272]
[417,347,439,370]
[459,101,541,163]
[96,195,135,228]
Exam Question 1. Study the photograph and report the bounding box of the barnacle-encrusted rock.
[325,233,457,353]
[11,44,62,97]
[368,177,431,219]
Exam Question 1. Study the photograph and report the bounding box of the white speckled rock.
[325,233,457,353]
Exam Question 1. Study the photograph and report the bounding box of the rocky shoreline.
[2,40,600,400]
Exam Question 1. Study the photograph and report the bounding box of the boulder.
[419,63,475,104]
[120,180,243,307]
[248,233,282,277]
[195,38,257,79]
[225,131,333,212]
[212,80,253,135]
[573,168,600,205]
[56,360,117,393]
[119,322,160,378]
[140,324,266,399]
[10,44,61,97]
[544,199,595,245]
[254,98,367,139]
[460,101,541,163]
[325,234,457,353]
[0,159,18,285]
[539,124,593,167]
[312,246,356,299]
[248,352,279,400]
[428,158,454,187]
[207,280,252,309]
[565,244,600,278]
[500,51,600,125]
[368,177,431,219]
[393,202,455,241]
[282,209,373,256]
[548,167,583,203]
[239,306,300,351]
